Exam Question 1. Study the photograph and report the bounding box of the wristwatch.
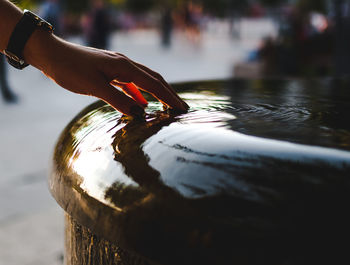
[4,10,53,70]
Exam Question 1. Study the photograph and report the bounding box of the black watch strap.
[4,10,53,69]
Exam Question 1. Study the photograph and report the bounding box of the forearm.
[0,0,22,51]
[0,0,188,115]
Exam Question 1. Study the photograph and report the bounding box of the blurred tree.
[14,0,88,13]
[202,0,248,17]
[260,0,284,6]
[13,0,40,9]
[11,0,330,15]
[109,0,125,5]
[296,0,327,13]
[260,0,327,12]
[62,0,89,13]
[124,0,156,13]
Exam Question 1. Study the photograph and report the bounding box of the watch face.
[24,9,54,33]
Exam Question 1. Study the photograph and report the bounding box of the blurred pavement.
[0,18,276,265]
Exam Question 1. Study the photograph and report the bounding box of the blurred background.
[1,0,349,264]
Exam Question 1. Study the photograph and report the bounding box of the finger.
[133,72,185,111]
[111,81,148,107]
[116,53,189,110]
[120,63,188,111]
[96,83,145,118]
[129,60,189,109]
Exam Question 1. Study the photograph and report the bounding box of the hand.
[24,31,189,117]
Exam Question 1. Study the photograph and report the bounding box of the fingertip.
[172,98,190,112]
[129,104,146,119]
[183,100,190,110]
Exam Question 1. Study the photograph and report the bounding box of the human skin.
[0,0,188,116]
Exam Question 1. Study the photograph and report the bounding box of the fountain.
[50,79,350,265]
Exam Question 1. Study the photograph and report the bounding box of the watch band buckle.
[4,49,26,66]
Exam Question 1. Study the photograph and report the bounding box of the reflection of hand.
[24,30,189,117]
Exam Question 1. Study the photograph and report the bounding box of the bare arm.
[0,0,22,51]
[0,0,188,116]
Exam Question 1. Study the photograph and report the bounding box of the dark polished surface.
[51,79,350,265]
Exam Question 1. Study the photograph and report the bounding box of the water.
[53,78,350,207]
[51,78,350,265]
[178,79,350,150]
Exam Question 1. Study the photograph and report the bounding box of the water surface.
[51,78,350,265]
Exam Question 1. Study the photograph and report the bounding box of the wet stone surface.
[51,79,350,265]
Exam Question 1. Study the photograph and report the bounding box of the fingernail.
[162,104,169,111]
[129,105,145,119]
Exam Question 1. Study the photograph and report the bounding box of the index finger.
[116,53,189,110]
[121,60,188,112]
[130,61,189,110]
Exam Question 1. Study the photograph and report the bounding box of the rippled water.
[55,78,350,207]
[176,79,350,150]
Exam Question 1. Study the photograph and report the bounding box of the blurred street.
[0,19,276,265]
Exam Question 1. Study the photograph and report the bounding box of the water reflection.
[141,122,350,200]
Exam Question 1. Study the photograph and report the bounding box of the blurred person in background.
[0,0,188,116]
[160,5,174,48]
[39,0,62,36]
[83,0,111,49]
[331,0,350,76]
[0,54,17,103]
[256,1,335,77]
[182,1,203,46]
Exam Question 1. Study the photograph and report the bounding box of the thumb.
[96,83,145,118]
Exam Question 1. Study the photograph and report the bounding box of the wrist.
[23,29,60,71]
[4,9,55,70]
